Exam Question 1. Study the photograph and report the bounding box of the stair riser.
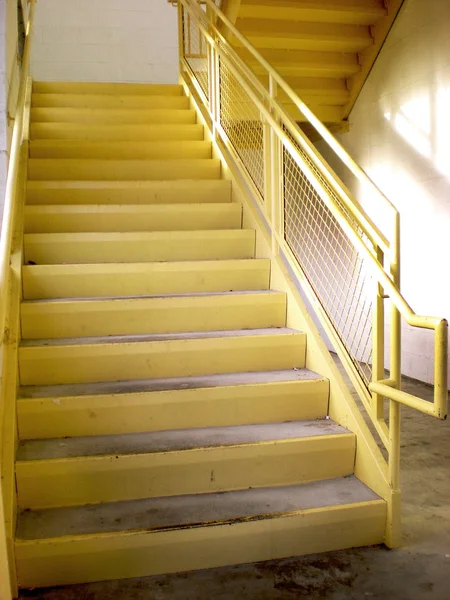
[29,140,212,160]
[28,159,221,182]
[26,180,231,205]
[32,82,184,96]
[22,260,271,300]
[24,204,240,234]
[32,94,190,110]
[23,231,255,265]
[16,434,354,508]
[30,122,205,142]
[15,502,385,588]
[30,108,196,124]
[17,379,329,439]
[19,333,306,386]
[21,293,285,339]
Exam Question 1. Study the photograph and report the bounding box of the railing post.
[372,246,385,423]
[386,211,402,548]
[177,1,185,76]
[266,74,283,256]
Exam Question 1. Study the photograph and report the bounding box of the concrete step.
[26,180,231,205]
[24,203,241,234]
[17,368,329,439]
[22,258,271,300]
[20,290,285,338]
[18,328,306,386]
[16,419,355,508]
[15,476,385,588]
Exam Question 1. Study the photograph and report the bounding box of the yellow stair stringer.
[186,78,396,546]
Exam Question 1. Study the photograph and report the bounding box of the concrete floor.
[19,368,450,600]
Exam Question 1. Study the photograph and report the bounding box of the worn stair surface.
[15,81,386,589]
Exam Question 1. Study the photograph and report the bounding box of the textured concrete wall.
[0,0,20,221]
[316,0,450,386]
[31,0,178,83]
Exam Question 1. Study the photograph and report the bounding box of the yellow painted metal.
[29,139,212,160]
[0,2,36,596]
[21,292,286,339]
[31,93,190,109]
[30,122,205,141]
[18,331,306,386]
[180,0,447,549]
[32,81,184,96]
[24,203,241,233]
[181,0,448,420]
[26,180,231,205]
[23,230,255,264]
[16,433,354,509]
[15,501,386,589]
[22,258,271,300]
[30,107,197,124]
[28,158,221,181]
[17,378,329,439]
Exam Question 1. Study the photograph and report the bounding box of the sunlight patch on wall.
[384,87,450,180]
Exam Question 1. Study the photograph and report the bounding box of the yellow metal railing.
[178,0,448,515]
[0,2,36,598]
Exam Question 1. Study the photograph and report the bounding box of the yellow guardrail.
[0,2,36,598]
[178,0,448,506]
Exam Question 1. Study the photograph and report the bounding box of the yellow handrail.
[0,0,36,335]
[179,0,448,424]
[0,2,36,598]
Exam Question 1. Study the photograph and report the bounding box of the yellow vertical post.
[372,246,385,423]
[177,1,185,76]
[268,75,282,256]
[386,211,402,548]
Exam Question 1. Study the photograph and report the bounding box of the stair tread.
[25,203,236,213]
[21,327,299,347]
[17,419,350,461]
[21,289,284,305]
[27,180,230,190]
[16,475,380,540]
[24,229,252,239]
[19,367,324,399]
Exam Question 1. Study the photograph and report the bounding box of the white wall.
[316,0,450,386]
[31,0,179,84]
[1,0,20,220]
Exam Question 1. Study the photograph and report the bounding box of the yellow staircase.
[13,81,386,589]
[223,0,404,127]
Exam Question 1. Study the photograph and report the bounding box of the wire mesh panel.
[182,5,209,100]
[283,143,374,387]
[218,55,265,199]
